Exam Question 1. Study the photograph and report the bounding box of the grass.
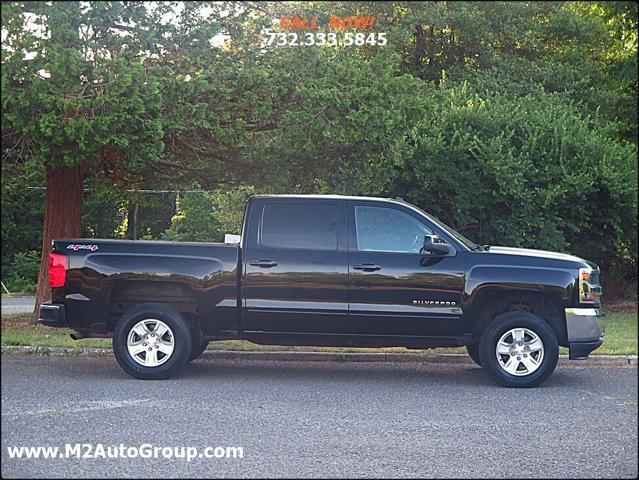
[2,311,636,355]
[584,311,637,355]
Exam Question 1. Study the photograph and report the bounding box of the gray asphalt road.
[1,296,35,314]
[1,355,637,479]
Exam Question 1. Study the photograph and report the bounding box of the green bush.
[4,275,37,294]
[4,250,40,293]
[1,162,45,277]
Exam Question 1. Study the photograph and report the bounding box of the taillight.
[579,267,601,304]
[49,253,67,288]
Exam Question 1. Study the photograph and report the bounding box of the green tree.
[2,2,166,314]
[380,85,637,294]
[2,1,637,303]
[1,2,266,316]
[163,186,256,242]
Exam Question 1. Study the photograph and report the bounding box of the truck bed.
[51,239,240,335]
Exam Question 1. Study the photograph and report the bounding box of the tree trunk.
[427,25,437,82]
[126,201,138,240]
[32,164,85,321]
[413,25,425,75]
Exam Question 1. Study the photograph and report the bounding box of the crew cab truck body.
[40,195,605,387]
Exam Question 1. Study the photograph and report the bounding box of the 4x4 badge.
[66,244,99,252]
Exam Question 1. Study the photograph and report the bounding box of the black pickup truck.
[40,195,605,387]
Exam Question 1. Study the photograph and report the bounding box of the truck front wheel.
[113,304,193,380]
[478,311,559,388]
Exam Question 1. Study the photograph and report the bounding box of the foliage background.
[2,1,637,297]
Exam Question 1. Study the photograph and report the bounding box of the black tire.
[189,340,209,362]
[466,343,481,366]
[187,325,206,362]
[478,311,559,388]
[113,303,192,380]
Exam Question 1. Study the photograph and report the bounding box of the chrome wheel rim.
[127,319,175,367]
[496,327,544,376]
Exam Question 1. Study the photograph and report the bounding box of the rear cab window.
[259,202,340,250]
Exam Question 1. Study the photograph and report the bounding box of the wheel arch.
[467,289,568,346]
[108,280,202,336]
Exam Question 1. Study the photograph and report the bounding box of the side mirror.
[422,234,450,255]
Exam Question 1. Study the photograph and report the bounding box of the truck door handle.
[249,259,278,268]
[353,263,381,271]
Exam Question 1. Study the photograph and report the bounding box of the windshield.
[404,202,479,250]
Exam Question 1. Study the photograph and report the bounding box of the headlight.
[579,267,602,304]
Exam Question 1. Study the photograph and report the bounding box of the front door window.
[354,205,433,253]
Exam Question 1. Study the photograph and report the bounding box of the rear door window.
[260,203,339,250]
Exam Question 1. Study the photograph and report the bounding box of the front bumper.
[39,303,67,328]
[565,307,605,359]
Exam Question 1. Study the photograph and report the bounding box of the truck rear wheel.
[187,325,207,362]
[466,343,481,366]
[478,311,559,388]
[189,340,209,361]
[113,304,192,380]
